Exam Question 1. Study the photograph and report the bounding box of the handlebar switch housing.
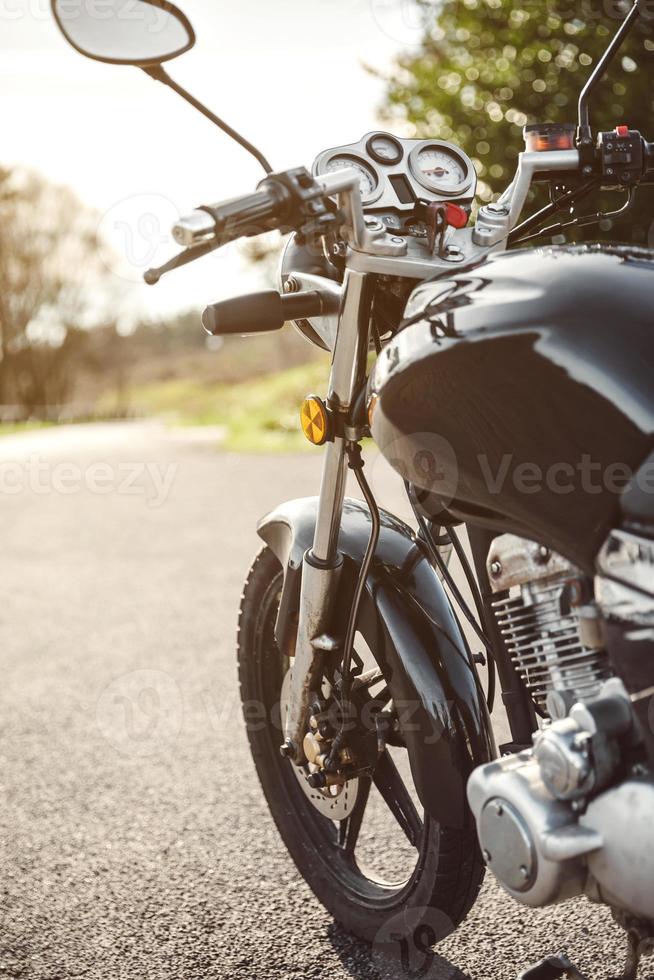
[260,167,340,243]
[597,128,644,187]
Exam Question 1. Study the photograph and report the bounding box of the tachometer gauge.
[366,133,403,166]
[409,142,473,197]
[319,154,381,205]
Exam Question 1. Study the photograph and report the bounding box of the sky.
[3,0,424,320]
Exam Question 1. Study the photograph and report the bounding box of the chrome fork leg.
[282,440,345,756]
[282,271,371,761]
[312,437,347,563]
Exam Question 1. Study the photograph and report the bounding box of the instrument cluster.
[313,132,477,223]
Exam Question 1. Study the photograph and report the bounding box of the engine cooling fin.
[493,583,608,709]
[487,534,610,712]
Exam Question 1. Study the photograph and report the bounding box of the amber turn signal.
[300,395,331,446]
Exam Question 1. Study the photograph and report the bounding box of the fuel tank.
[368,245,654,572]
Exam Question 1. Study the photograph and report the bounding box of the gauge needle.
[424,167,449,176]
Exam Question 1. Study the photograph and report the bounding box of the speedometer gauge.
[409,142,474,197]
[318,154,382,205]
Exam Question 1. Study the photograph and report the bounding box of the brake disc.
[280,671,359,822]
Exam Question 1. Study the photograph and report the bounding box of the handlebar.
[146,166,358,285]
[173,186,288,247]
[163,133,654,288]
[172,165,364,255]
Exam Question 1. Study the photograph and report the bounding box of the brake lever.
[143,238,220,285]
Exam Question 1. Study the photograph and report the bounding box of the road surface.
[0,423,630,979]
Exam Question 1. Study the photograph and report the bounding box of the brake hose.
[325,443,380,769]
[405,483,496,711]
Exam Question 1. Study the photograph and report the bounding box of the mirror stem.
[142,65,273,175]
[577,0,642,140]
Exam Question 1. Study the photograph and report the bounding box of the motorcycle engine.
[467,533,654,922]
[489,535,610,717]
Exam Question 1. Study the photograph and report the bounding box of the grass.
[0,420,57,436]
[110,360,333,452]
[0,361,339,453]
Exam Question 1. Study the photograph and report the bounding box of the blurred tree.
[0,167,109,418]
[241,234,282,283]
[240,233,315,362]
[382,0,654,239]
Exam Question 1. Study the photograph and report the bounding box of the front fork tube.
[282,270,372,760]
[282,439,345,753]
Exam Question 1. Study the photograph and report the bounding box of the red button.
[444,203,469,229]
[615,125,629,137]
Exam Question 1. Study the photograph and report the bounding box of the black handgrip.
[173,186,289,247]
[202,290,324,336]
[174,167,332,249]
[199,187,285,241]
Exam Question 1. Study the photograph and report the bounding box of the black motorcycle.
[51,1,654,974]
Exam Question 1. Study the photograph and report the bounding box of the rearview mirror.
[51,0,195,67]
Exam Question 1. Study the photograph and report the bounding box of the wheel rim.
[252,566,432,907]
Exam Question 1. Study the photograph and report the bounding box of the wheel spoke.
[338,776,372,854]
[373,750,423,848]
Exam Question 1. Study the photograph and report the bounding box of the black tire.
[237,545,484,945]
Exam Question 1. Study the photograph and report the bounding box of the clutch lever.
[143,238,221,285]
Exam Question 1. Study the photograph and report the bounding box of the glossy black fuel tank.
[369,245,654,572]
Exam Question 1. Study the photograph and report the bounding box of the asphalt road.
[0,423,635,980]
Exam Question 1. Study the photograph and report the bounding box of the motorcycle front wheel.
[237,545,484,944]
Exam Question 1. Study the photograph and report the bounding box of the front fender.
[257,496,495,830]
